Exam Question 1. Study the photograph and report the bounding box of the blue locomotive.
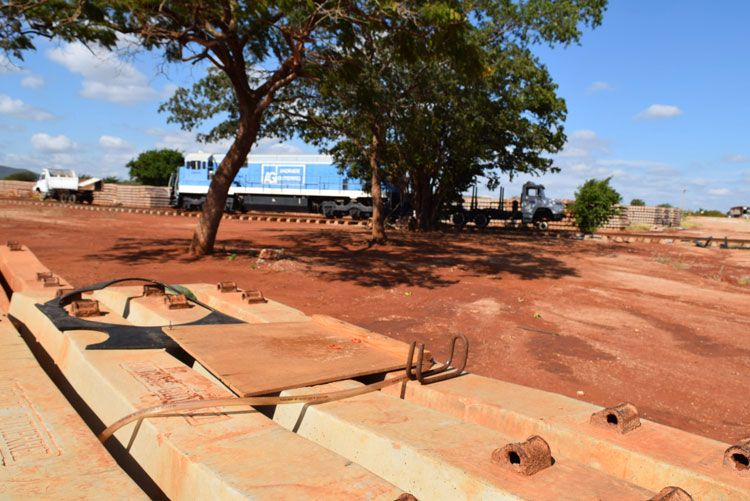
[168,152,393,219]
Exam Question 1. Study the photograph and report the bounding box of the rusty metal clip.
[217,281,238,293]
[242,289,266,304]
[724,437,750,475]
[143,284,165,296]
[590,402,641,434]
[37,271,53,281]
[491,435,553,476]
[6,241,22,251]
[164,293,190,309]
[405,333,469,385]
[648,486,693,501]
[70,299,101,318]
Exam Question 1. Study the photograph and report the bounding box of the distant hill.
[0,165,37,180]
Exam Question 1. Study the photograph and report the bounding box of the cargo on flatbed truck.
[451,181,566,230]
[33,168,102,204]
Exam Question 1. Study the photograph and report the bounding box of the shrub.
[4,171,37,182]
[630,198,645,206]
[127,149,183,186]
[568,177,622,234]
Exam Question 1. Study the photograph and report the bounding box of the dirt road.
[2,204,748,443]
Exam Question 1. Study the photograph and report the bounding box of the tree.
[101,175,123,184]
[267,1,606,232]
[5,1,448,255]
[630,198,645,206]
[569,177,621,233]
[657,203,674,208]
[127,149,183,186]
[4,171,37,181]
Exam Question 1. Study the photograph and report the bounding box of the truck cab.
[520,182,567,228]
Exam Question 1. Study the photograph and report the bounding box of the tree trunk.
[413,167,438,231]
[190,122,257,256]
[370,153,386,243]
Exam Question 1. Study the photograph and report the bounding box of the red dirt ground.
[2,204,748,444]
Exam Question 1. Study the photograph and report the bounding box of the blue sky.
[1,1,748,211]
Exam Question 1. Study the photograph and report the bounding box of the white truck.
[33,168,102,204]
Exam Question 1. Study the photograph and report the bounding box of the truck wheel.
[536,221,548,231]
[69,193,77,204]
[452,211,467,227]
[474,213,490,229]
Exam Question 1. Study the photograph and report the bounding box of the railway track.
[3,197,750,248]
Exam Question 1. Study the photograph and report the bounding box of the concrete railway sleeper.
[1,244,748,500]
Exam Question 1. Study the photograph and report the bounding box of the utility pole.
[681,188,686,214]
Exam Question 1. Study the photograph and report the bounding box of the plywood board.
[164,321,427,396]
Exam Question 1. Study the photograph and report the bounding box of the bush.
[4,171,37,182]
[630,198,645,206]
[127,149,183,186]
[657,203,674,208]
[568,177,622,234]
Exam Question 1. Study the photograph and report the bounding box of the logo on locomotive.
[261,165,305,186]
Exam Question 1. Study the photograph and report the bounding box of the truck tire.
[69,193,78,204]
[474,213,490,229]
[536,221,549,231]
[452,211,467,227]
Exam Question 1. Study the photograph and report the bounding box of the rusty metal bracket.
[164,293,190,310]
[724,437,750,475]
[36,271,53,281]
[491,435,553,476]
[70,299,101,318]
[41,276,60,287]
[242,289,266,304]
[405,333,469,385]
[6,241,22,251]
[590,402,641,434]
[217,281,238,293]
[143,284,165,296]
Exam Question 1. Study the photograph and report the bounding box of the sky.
[1,1,748,211]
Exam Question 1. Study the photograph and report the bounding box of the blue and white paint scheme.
[170,152,379,218]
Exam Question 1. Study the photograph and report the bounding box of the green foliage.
[3,170,36,181]
[127,149,183,186]
[657,203,674,208]
[101,176,123,184]
[693,208,727,217]
[630,198,645,206]
[568,177,622,233]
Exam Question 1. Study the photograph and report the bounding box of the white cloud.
[0,54,22,74]
[722,154,749,163]
[46,42,158,105]
[708,188,730,196]
[0,94,56,121]
[689,178,708,187]
[144,127,233,153]
[20,74,44,89]
[254,137,305,155]
[587,81,613,93]
[596,158,670,168]
[647,167,680,176]
[634,104,684,120]
[30,133,78,153]
[99,135,134,150]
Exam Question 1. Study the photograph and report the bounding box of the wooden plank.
[163,322,422,397]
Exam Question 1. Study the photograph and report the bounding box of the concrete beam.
[0,314,146,500]
[381,373,750,499]
[274,380,655,500]
[9,291,404,500]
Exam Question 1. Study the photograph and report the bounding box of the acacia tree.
[272,0,606,232]
[3,0,458,254]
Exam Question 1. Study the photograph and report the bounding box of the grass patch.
[680,219,702,229]
[672,261,691,270]
[651,256,674,264]
[626,223,652,231]
[738,276,750,286]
